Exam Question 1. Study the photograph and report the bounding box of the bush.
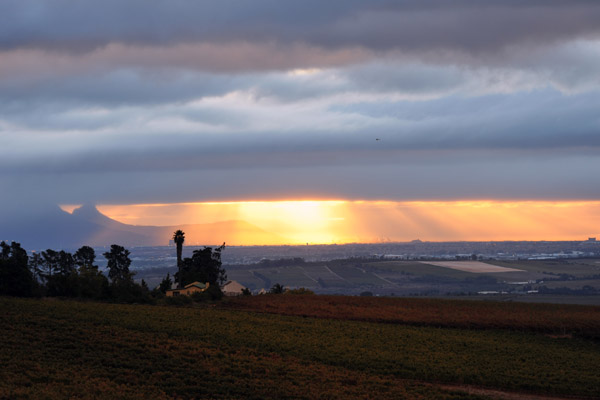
[270,283,285,294]
[205,284,224,300]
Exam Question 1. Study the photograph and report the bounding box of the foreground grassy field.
[1,297,600,399]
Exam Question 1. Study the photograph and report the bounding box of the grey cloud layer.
[2,1,600,207]
[3,88,599,177]
[2,153,599,213]
[2,0,600,55]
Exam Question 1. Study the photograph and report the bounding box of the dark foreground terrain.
[1,296,599,399]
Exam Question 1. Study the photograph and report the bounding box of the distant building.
[588,237,597,242]
[382,254,405,259]
[221,280,245,296]
[166,281,209,297]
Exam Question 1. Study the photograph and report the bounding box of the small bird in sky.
[375,138,381,141]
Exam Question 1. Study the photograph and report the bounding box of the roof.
[222,280,244,291]
[184,281,207,289]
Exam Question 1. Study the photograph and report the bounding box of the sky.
[2,1,600,243]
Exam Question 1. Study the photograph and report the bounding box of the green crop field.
[2,297,600,399]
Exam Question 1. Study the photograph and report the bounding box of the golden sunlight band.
[58,200,600,245]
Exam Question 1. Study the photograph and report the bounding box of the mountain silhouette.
[72,203,124,228]
[0,204,286,249]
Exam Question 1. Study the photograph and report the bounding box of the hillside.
[1,297,599,399]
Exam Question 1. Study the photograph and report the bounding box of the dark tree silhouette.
[270,283,285,294]
[0,241,9,259]
[173,230,185,288]
[176,243,226,287]
[57,251,75,277]
[75,246,107,299]
[43,250,77,297]
[29,252,44,283]
[158,273,173,294]
[104,245,146,303]
[103,244,132,283]
[0,241,35,297]
[74,246,96,269]
[41,249,60,280]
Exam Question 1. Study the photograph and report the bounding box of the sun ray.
[93,200,600,245]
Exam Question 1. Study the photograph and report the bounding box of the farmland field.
[489,259,600,277]
[2,297,600,399]
[139,257,600,300]
[446,294,600,305]
[364,260,549,283]
[361,260,477,279]
[419,261,524,273]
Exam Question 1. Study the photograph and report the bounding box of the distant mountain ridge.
[0,204,285,250]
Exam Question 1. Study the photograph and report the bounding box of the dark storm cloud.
[2,153,599,213]
[2,0,600,56]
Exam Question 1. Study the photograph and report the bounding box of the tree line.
[0,239,227,303]
[1,241,149,302]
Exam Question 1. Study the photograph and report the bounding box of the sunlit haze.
[59,200,600,245]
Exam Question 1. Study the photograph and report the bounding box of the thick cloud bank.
[1,0,600,214]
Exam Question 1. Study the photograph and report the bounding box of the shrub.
[206,284,224,300]
[270,283,285,294]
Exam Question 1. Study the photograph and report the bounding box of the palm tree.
[173,230,185,288]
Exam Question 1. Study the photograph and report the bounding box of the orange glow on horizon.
[61,200,600,245]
